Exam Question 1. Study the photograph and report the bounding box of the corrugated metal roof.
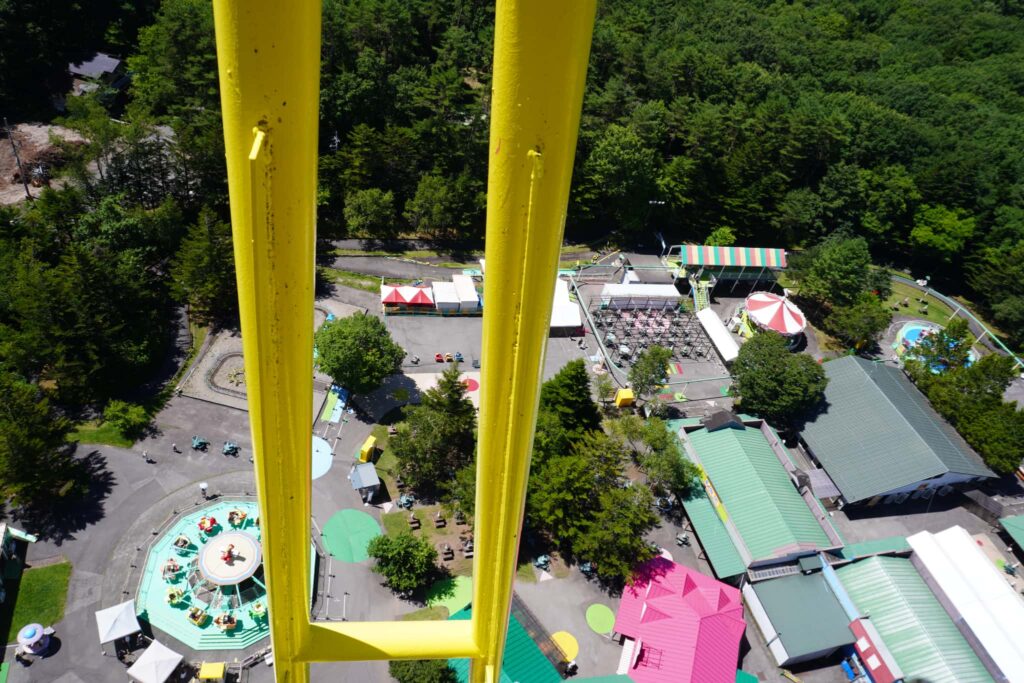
[801,356,993,503]
[680,487,747,579]
[1000,515,1024,549]
[907,526,1024,681]
[750,572,853,659]
[688,426,832,561]
[449,607,562,683]
[836,556,991,683]
[837,536,910,560]
[614,558,745,683]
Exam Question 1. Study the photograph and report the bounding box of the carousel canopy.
[745,291,806,336]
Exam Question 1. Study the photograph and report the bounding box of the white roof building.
[696,307,740,362]
[907,526,1024,682]
[431,281,460,311]
[451,274,479,310]
[550,278,582,330]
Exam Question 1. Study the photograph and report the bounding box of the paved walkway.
[8,395,393,683]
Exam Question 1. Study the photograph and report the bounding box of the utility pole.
[2,117,32,201]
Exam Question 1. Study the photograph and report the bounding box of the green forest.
[2,0,1024,497]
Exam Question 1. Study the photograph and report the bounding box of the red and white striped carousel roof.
[744,291,806,336]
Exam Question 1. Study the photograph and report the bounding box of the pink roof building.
[614,558,746,683]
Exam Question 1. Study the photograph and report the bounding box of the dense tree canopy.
[391,363,476,496]
[314,314,405,394]
[389,660,459,683]
[907,324,1024,475]
[0,372,80,506]
[367,533,438,594]
[733,332,828,425]
[539,359,601,439]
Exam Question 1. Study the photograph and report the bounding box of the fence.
[892,275,1023,371]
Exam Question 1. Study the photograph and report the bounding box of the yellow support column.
[212,1,320,681]
[472,2,596,682]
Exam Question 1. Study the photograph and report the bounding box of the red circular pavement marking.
[462,378,480,392]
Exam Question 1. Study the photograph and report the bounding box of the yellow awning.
[198,661,226,679]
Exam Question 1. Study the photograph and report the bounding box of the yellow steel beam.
[472,2,596,681]
[212,0,321,681]
[213,0,594,679]
[300,621,479,662]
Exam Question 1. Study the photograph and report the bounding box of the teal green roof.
[680,485,747,578]
[802,356,994,502]
[1000,515,1024,549]
[687,425,833,561]
[836,556,990,683]
[735,671,759,683]
[449,608,562,683]
[837,535,910,560]
[750,572,853,658]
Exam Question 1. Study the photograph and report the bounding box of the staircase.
[690,275,710,312]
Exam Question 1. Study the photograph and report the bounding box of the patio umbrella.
[95,600,142,644]
[127,640,183,683]
[17,623,44,649]
[744,291,806,336]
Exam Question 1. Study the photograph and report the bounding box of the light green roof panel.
[802,357,993,502]
[836,556,991,683]
[837,535,910,560]
[688,426,832,561]
[680,486,746,579]
[1000,515,1024,549]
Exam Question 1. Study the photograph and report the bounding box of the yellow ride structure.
[210,0,596,681]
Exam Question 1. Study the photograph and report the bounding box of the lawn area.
[516,562,537,584]
[400,605,449,621]
[3,561,72,644]
[69,420,132,448]
[885,280,959,327]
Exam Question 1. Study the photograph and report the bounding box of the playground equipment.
[192,436,210,451]
[222,442,240,456]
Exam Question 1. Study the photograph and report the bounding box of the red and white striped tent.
[744,291,806,336]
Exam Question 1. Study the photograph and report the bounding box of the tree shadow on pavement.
[11,450,115,546]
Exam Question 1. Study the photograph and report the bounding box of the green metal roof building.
[744,571,853,665]
[836,556,991,683]
[674,416,841,579]
[801,356,994,504]
[999,515,1024,551]
[449,607,563,683]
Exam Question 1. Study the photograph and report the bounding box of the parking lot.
[385,313,588,381]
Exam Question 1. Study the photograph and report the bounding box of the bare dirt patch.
[0,123,84,205]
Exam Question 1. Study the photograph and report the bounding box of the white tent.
[127,640,183,683]
[550,279,582,331]
[599,283,682,310]
[696,308,740,362]
[452,274,479,311]
[432,281,460,312]
[95,600,142,644]
[907,526,1024,682]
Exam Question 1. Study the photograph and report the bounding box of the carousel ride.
[136,501,270,650]
[742,291,806,345]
